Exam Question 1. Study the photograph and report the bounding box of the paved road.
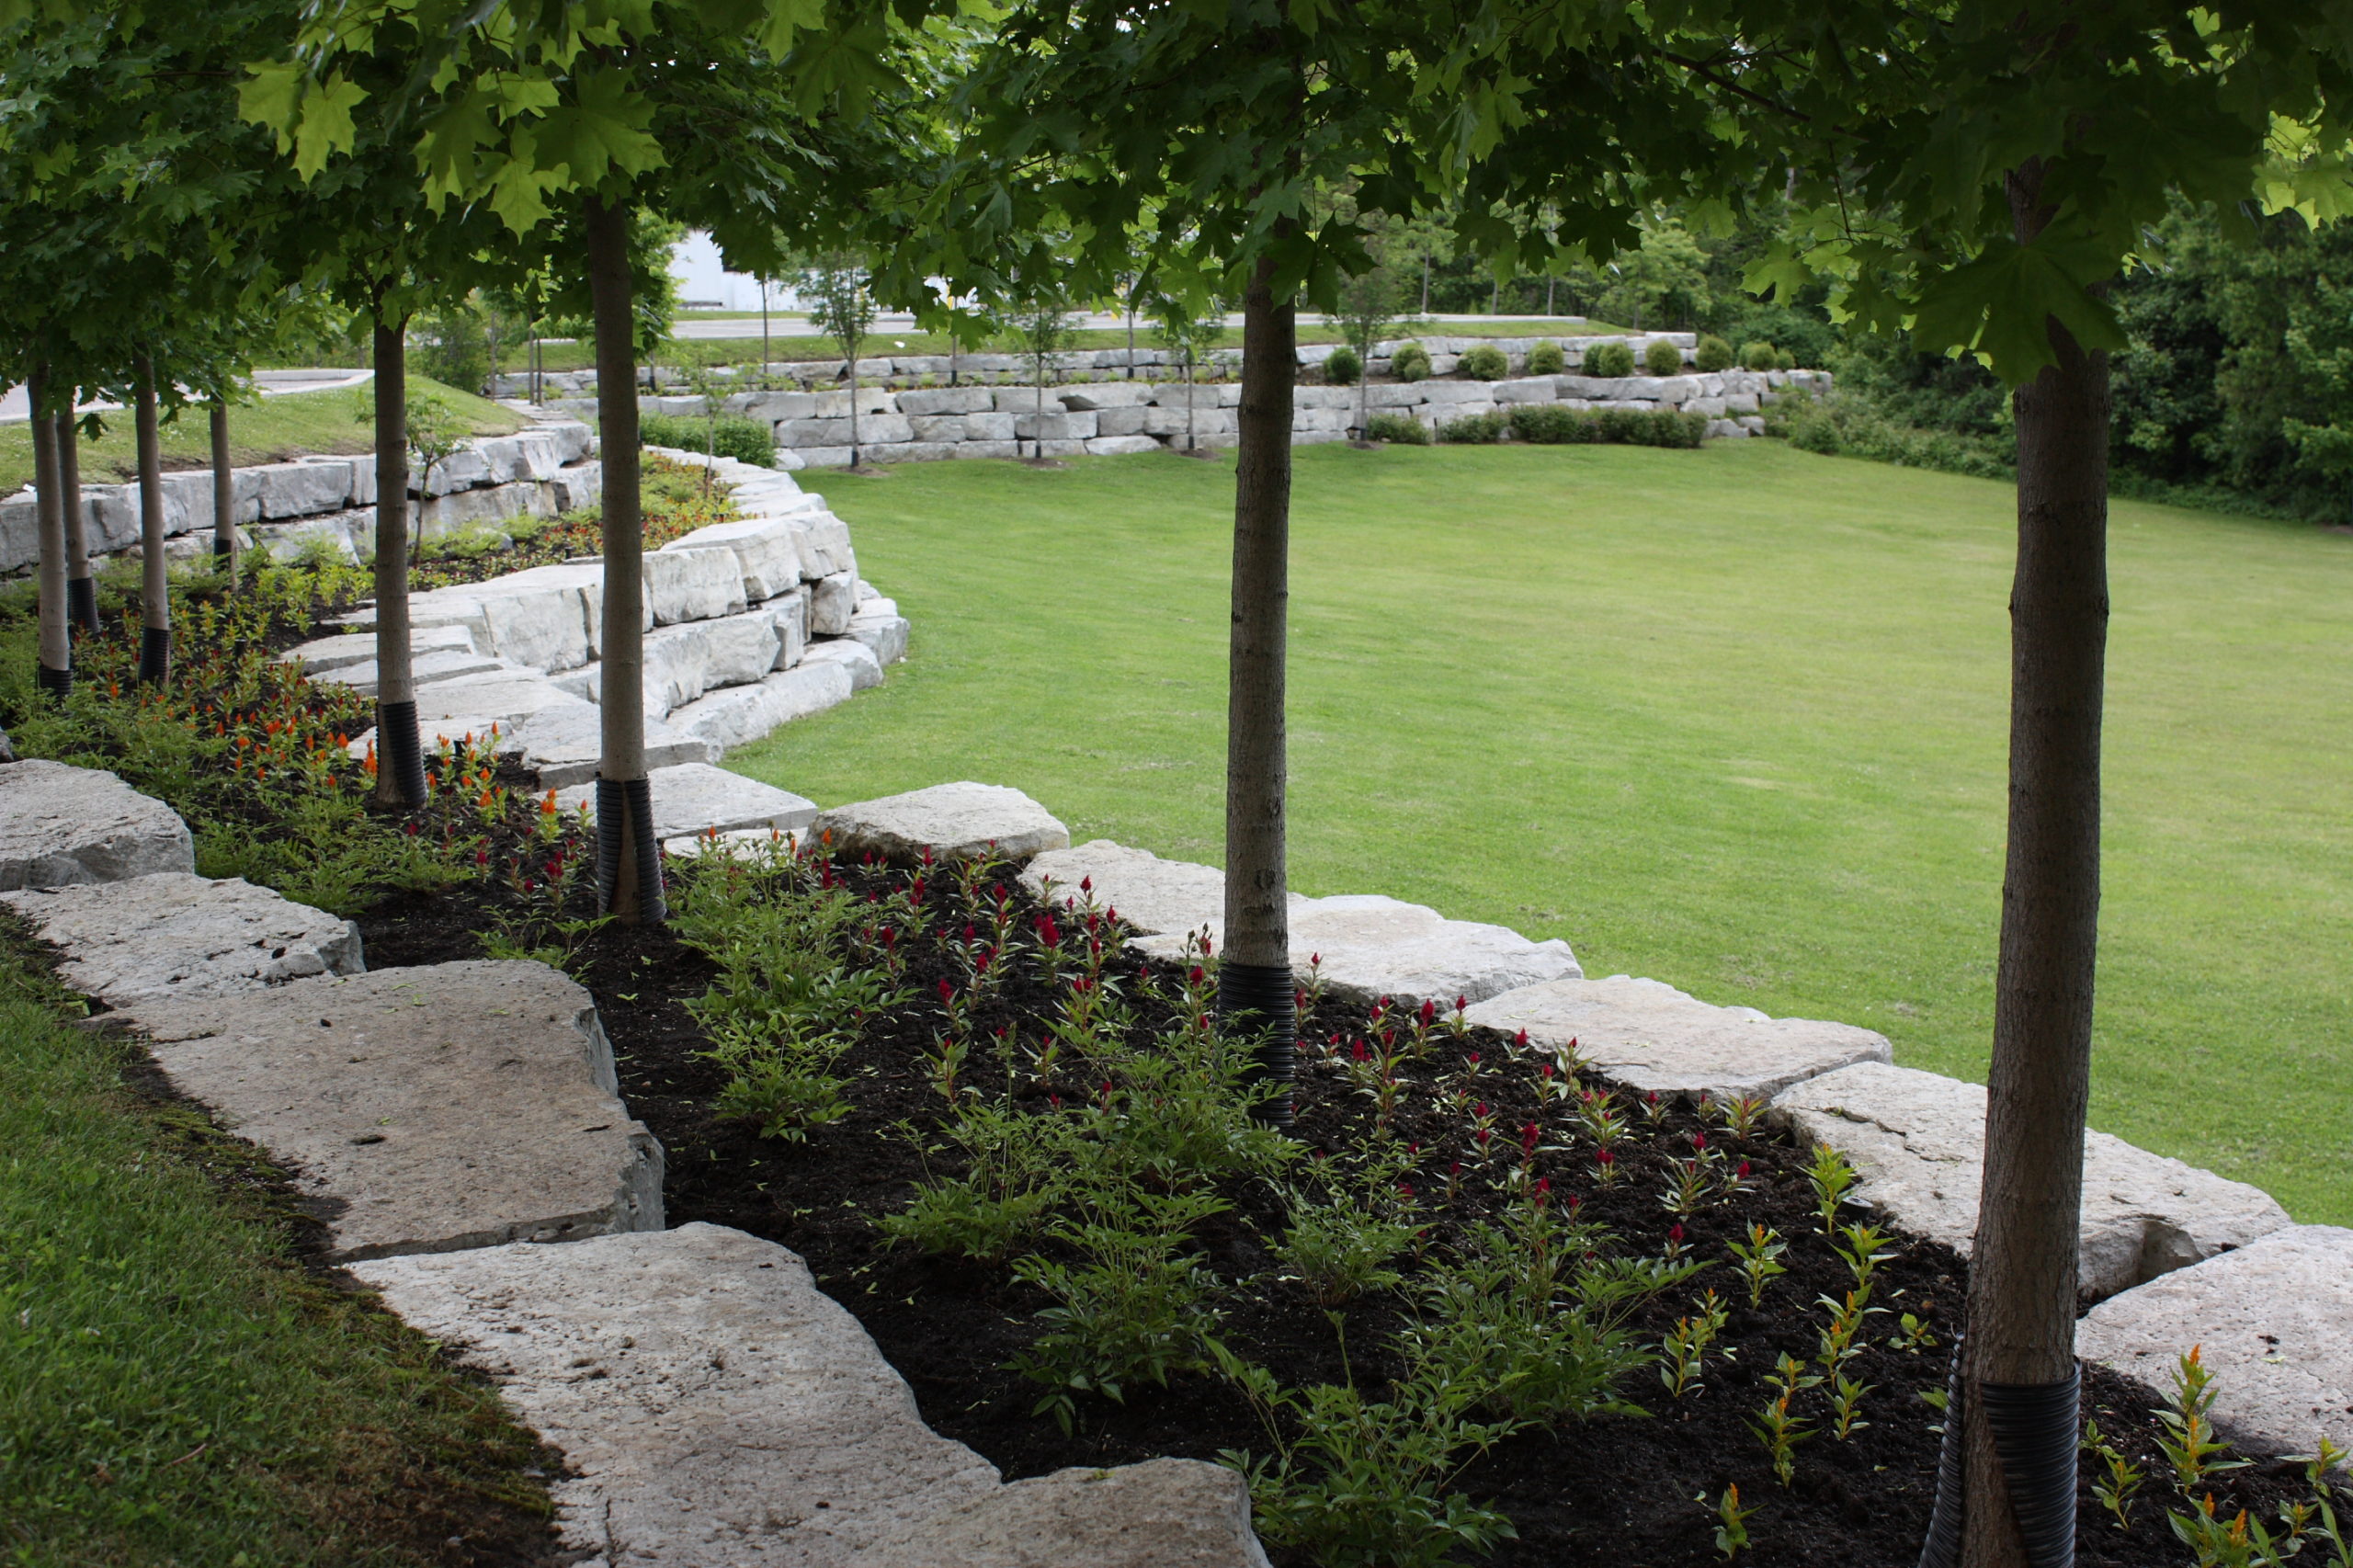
[0,367,371,424]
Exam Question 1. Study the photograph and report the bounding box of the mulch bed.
[354,852,2312,1568]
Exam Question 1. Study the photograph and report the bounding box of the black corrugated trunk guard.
[1918,1352,2080,1568]
[595,775,666,923]
[65,577,97,637]
[35,662,72,703]
[1215,960,1296,1128]
[377,699,428,805]
[137,627,170,686]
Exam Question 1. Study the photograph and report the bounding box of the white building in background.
[668,232,798,311]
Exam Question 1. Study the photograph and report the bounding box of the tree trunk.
[372,317,427,805]
[848,347,861,467]
[586,196,663,924]
[1421,255,1430,315]
[1926,165,2109,1568]
[1216,253,1297,1125]
[210,401,236,569]
[55,408,96,637]
[1186,353,1198,451]
[132,356,170,684]
[1126,301,1136,380]
[28,367,70,702]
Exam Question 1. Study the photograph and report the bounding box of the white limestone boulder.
[0,759,196,891]
[477,583,597,673]
[494,705,720,790]
[117,960,662,1261]
[2077,1225,2353,1456]
[0,874,362,1007]
[310,648,518,699]
[1467,975,1888,1101]
[802,638,884,692]
[810,571,859,635]
[796,514,858,579]
[701,609,788,688]
[666,517,807,601]
[1020,840,1265,939]
[845,609,910,666]
[555,762,818,839]
[1280,894,1580,1006]
[810,783,1069,863]
[854,1459,1270,1568]
[282,625,481,675]
[644,546,749,624]
[667,663,854,751]
[412,669,597,733]
[1773,1062,2292,1300]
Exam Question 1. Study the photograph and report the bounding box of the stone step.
[1467,974,1888,1101]
[496,706,721,790]
[115,960,663,1262]
[1772,1062,2290,1301]
[0,873,363,1006]
[281,624,482,675]
[667,662,854,751]
[2076,1224,2353,1456]
[813,783,1070,864]
[802,637,883,691]
[0,758,195,892]
[555,762,818,841]
[349,1222,1268,1568]
[1020,839,1578,1006]
[311,648,527,699]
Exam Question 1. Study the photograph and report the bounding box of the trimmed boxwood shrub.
[1438,411,1507,443]
[1526,339,1566,376]
[1741,339,1779,371]
[1457,343,1508,381]
[1777,347,1798,370]
[1324,345,1362,385]
[1581,339,1635,378]
[641,413,776,467]
[1364,412,1431,444]
[1389,341,1432,381]
[1694,335,1734,372]
[1509,403,1709,449]
[1643,337,1685,377]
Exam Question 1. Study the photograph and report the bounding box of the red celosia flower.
[1080,875,1092,892]
[1522,1123,1540,1150]
[937,979,954,1002]
[1515,1029,1529,1050]
[1692,1131,1709,1152]
[1669,1223,1685,1244]
[1596,1148,1615,1166]
[1737,1160,1752,1179]
[1418,999,1437,1027]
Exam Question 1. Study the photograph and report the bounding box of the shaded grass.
[0,936,556,1566]
[727,439,2353,1222]
[0,376,521,496]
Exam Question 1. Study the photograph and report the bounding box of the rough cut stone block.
[802,638,883,691]
[1086,436,1165,457]
[958,440,1022,460]
[643,546,749,625]
[811,571,859,636]
[0,760,196,891]
[767,587,810,665]
[118,960,662,1262]
[480,585,596,673]
[665,517,807,601]
[0,873,364,1007]
[412,670,597,734]
[283,625,481,675]
[642,623,718,717]
[1468,976,1888,1102]
[963,413,1018,442]
[311,648,516,699]
[856,1459,1271,1568]
[898,387,995,416]
[497,704,720,790]
[1774,1062,2292,1301]
[556,762,816,840]
[845,611,910,666]
[349,1224,1004,1568]
[796,516,858,580]
[2076,1226,2353,1456]
[1020,840,1290,939]
[810,783,1069,864]
[667,663,854,751]
[254,460,354,519]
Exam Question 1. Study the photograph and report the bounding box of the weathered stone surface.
[769,588,809,667]
[644,546,750,625]
[702,609,788,688]
[118,960,662,1261]
[282,625,481,675]
[1774,1062,2292,1300]
[496,705,720,790]
[349,1223,1002,1567]
[796,515,858,579]
[667,517,807,601]
[311,648,517,699]
[1272,896,1576,1007]
[802,638,883,691]
[810,783,1069,864]
[0,759,196,891]
[1467,976,1886,1102]
[253,459,355,519]
[479,585,597,673]
[855,1459,1271,1568]
[1019,840,1267,940]
[0,873,363,1006]
[556,763,818,840]
[412,670,597,733]
[2076,1226,2353,1455]
[810,571,859,635]
[667,664,855,751]
[1086,435,1166,457]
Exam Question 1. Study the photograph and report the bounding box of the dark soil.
[352,855,2315,1568]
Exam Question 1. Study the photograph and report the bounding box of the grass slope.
[0,375,521,496]
[0,945,553,1565]
[727,440,2353,1222]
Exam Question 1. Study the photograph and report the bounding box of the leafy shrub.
[1694,335,1735,373]
[1581,339,1636,378]
[1777,347,1799,370]
[1643,337,1686,377]
[1782,394,2014,478]
[1741,340,1779,371]
[1389,341,1432,381]
[1272,1157,1417,1308]
[1365,413,1431,445]
[640,412,776,467]
[1438,412,1506,444]
[1324,346,1362,385]
[1525,340,1566,376]
[1509,404,1709,449]
[1457,343,1508,381]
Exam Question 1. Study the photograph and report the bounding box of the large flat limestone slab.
[2077,1225,2353,1456]
[854,1458,1270,1567]
[1773,1062,2290,1301]
[556,762,819,840]
[0,873,362,1006]
[494,704,722,790]
[0,759,196,891]
[350,1222,1002,1567]
[117,960,662,1262]
[1467,975,1889,1101]
[810,783,1068,863]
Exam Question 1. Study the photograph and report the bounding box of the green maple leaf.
[1910,229,2128,385]
[290,73,369,179]
[237,60,303,141]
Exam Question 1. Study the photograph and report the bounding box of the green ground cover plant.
[731,440,2353,1221]
[0,376,517,495]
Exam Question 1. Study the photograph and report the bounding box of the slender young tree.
[52,407,96,636]
[210,398,236,569]
[129,355,171,682]
[801,254,878,469]
[1332,248,1405,442]
[27,368,70,701]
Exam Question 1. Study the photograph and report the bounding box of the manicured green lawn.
[0,376,519,496]
[727,439,2353,1223]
